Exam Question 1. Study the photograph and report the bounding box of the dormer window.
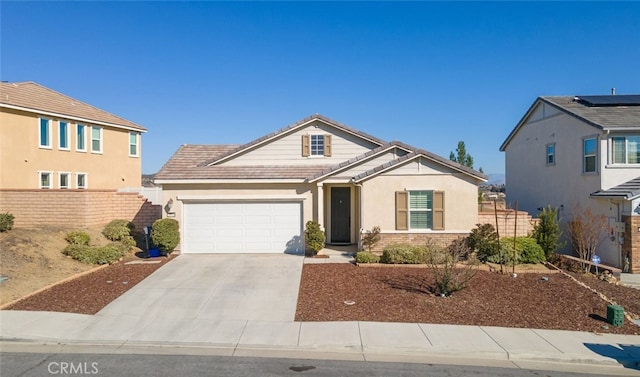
[302,134,332,157]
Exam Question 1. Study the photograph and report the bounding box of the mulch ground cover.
[295,263,640,335]
[4,256,175,314]
[5,255,640,335]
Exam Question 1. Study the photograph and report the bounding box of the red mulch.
[295,264,640,335]
[4,256,175,314]
[6,255,640,335]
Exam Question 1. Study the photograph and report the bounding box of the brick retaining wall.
[477,210,536,238]
[0,189,161,231]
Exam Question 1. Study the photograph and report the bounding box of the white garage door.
[183,202,303,254]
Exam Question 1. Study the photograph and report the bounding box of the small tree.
[532,205,565,259]
[427,238,478,296]
[304,221,325,255]
[449,141,474,168]
[565,205,608,272]
[362,226,381,252]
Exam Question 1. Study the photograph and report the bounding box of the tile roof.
[590,176,640,200]
[541,96,640,130]
[154,144,330,180]
[0,81,146,131]
[200,114,387,166]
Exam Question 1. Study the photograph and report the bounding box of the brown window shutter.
[395,191,408,230]
[324,135,332,157]
[302,135,310,157]
[433,191,445,230]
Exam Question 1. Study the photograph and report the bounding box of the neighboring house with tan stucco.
[155,114,486,254]
[500,94,640,272]
[0,81,159,229]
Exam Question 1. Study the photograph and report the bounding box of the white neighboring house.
[500,94,640,272]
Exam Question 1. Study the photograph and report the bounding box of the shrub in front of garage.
[151,218,180,256]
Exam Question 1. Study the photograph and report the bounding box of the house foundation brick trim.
[622,215,640,274]
[371,232,469,253]
[0,189,161,231]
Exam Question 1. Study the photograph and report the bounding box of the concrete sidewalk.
[1,310,639,374]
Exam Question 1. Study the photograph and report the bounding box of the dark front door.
[331,187,351,243]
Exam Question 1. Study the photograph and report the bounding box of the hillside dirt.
[0,227,125,306]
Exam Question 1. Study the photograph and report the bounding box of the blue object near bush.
[148,248,161,258]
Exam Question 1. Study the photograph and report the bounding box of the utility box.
[607,305,624,327]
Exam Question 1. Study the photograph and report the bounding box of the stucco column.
[317,183,324,231]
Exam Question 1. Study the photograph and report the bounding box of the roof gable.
[352,144,487,183]
[501,95,640,151]
[0,81,146,131]
[200,114,386,166]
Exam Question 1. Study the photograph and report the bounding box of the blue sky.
[2,1,639,175]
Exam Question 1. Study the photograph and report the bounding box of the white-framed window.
[129,132,138,157]
[39,118,51,148]
[310,134,325,156]
[612,136,640,164]
[583,137,597,173]
[91,126,102,153]
[59,172,70,189]
[76,173,88,189]
[409,190,433,229]
[76,124,86,151]
[59,121,70,150]
[39,171,53,189]
[546,143,555,165]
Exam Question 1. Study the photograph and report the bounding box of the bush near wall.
[380,244,429,264]
[0,212,15,232]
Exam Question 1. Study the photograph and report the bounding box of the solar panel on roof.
[576,95,640,107]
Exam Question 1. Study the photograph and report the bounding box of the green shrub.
[533,206,565,259]
[63,243,125,265]
[102,219,135,241]
[380,244,428,264]
[466,223,499,262]
[151,218,180,255]
[427,238,479,296]
[63,244,89,259]
[496,237,546,264]
[65,230,91,246]
[0,212,15,232]
[304,221,325,255]
[355,251,380,263]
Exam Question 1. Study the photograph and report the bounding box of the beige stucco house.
[155,114,486,254]
[0,81,146,190]
[0,81,158,228]
[500,94,640,272]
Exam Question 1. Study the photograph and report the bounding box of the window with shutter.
[395,191,408,230]
[396,190,445,230]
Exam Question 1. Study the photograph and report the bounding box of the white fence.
[118,186,163,205]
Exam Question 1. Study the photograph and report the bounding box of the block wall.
[0,189,161,231]
[477,210,537,238]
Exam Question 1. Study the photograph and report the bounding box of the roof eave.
[154,178,307,185]
[0,103,147,132]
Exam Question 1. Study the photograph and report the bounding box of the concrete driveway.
[97,254,304,322]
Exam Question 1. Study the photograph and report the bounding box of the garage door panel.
[184,202,302,254]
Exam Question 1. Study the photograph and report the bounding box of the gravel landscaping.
[4,255,640,335]
[295,263,640,335]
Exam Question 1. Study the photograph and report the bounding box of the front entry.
[330,187,351,243]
